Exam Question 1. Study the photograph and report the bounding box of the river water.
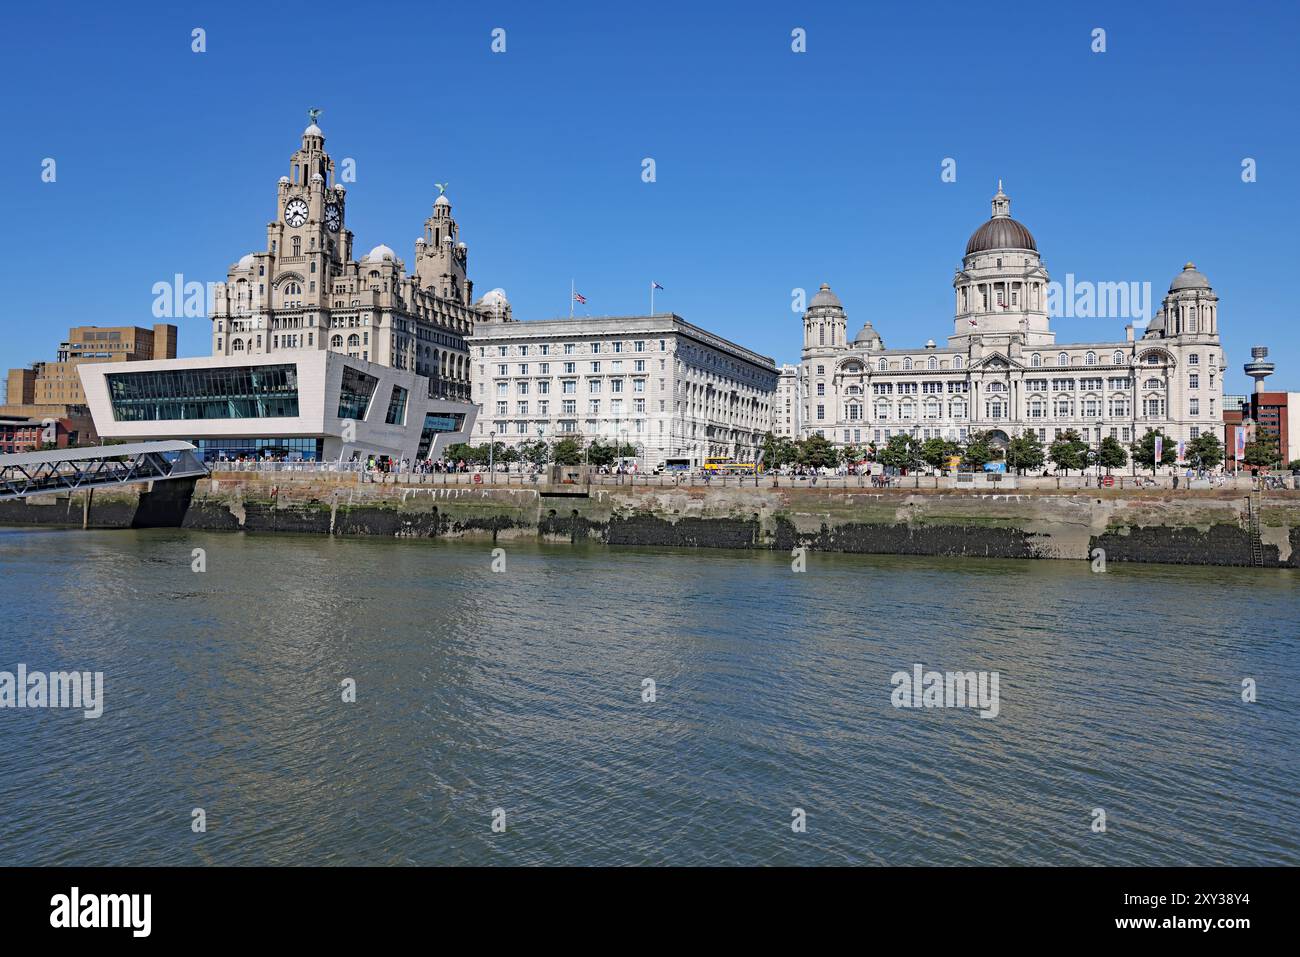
[0,527,1296,866]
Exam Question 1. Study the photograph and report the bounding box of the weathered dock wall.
[3,472,1297,569]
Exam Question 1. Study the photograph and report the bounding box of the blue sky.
[1,0,1297,394]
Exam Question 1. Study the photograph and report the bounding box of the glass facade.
[337,366,378,420]
[192,437,324,462]
[107,364,299,421]
[417,412,466,458]
[385,385,409,426]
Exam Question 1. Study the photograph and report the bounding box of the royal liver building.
[798,184,1225,452]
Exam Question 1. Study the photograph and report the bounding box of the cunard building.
[798,184,1226,453]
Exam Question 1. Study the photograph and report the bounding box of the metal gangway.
[0,441,209,500]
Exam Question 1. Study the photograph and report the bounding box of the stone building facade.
[466,312,777,468]
[208,118,493,403]
[798,185,1226,454]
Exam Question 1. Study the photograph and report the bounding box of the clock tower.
[268,110,351,295]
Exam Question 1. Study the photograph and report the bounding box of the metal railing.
[204,461,1299,494]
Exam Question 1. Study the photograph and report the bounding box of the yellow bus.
[703,458,762,474]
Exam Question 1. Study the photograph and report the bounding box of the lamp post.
[488,430,496,481]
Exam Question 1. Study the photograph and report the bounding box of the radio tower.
[1244,346,1275,394]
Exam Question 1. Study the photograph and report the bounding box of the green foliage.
[877,434,923,471]
[517,439,550,466]
[1130,428,1174,473]
[1186,433,1223,471]
[551,437,584,466]
[1048,429,1089,474]
[761,431,798,469]
[1095,435,1128,472]
[444,442,475,463]
[796,434,840,469]
[960,430,998,469]
[1004,433,1045,474]
[586,438,617,467]
[920,437,960,471]
[1242,429,1281,469]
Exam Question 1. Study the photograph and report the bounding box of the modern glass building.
[80,351,475,464]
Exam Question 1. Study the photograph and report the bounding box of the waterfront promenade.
[200,460,1295,495]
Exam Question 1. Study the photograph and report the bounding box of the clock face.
[284,198,309,228]
[324,203,341,232]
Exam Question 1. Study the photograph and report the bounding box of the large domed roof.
[365,243,396,262]
[965,217,1037,254]
[1169,262,1210,291]
[965,181,1037,254]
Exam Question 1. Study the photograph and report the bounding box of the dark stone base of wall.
[773,518,1043,559]
[1089,524,1291,567]
[606,514,759,549]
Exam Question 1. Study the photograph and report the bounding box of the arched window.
[231,338,244,351]
[1112,351,1124,365]
[1085,351,1097,365]
[878,358,887,371]
[953,356,963,369]
[1143,377,1163,390]
[949,399,967,419]
[1031,353,1041,367]
[899,399,915,419]
[330,334,343,348]
[927,356,937,370]
[348,334,361,348]
[987,381,1005,392]
[292,237,301,256]
[903,357,913,370]
[874,400,890,420]
[1057,352,1069,367]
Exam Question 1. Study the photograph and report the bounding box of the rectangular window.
[385,385,409,425]
[337,366,379,420]
[106,363,302,421]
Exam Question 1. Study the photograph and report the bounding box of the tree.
[586,438,617,467]
[551,437,584,466]
[1048,429,1089,474]
[961,430,998,470]
[920,437,960,472]
[518,440,550,466]
[761,431,798,468]
[1242,429,1281,469]
[444,442,474,463]
[1288,459,1300,472]
[1131,428,1174,473]
[795,434,839,469]
[877,434,923,472]
[839,444,865,466]
[1186,433,1223,471]
[1004,433,1045,474]
[1095,435,1128,473]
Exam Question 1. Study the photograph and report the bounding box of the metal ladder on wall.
[1247,488,1264,567]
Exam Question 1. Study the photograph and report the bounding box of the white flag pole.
[650,281,655,316]
[570,278,575,319]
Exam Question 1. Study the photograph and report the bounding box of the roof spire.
[991,179,1010,218]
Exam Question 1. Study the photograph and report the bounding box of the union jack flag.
[573,291,587,304]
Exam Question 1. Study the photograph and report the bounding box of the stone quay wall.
[3,471,1297,569]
